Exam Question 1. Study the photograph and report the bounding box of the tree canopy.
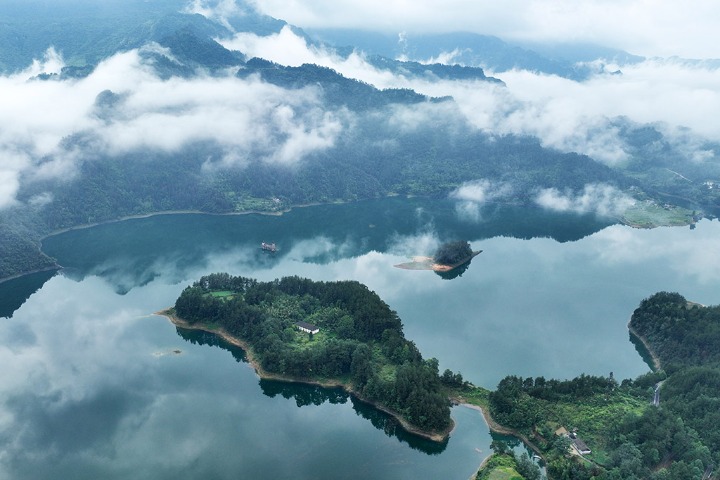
[433,240,474,266]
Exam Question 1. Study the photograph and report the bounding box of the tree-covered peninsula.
[169,273,452,439]
[464,292,720,480]
[629,292,720,474]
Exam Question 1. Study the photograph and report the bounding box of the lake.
[2,197,719,479]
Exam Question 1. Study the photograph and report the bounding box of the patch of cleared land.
[621,202,696,228]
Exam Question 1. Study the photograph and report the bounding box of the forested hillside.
[2,0,717,282]
[0,5,636,281]
[628,292,720,477]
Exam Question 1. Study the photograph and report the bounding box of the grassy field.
[453,385,491,407]
[621,201,695,228]
[209,290,235,299]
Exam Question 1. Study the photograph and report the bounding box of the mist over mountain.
[306,30,641,81]
[0,0,719,280]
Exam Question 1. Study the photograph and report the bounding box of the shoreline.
[0,265,60,286]
[41,195,405,240]
[43,207,294,239]
[154,308,453,443]
[460,403,546,479]
[5,201,340,285]
[627,323,662,371]
[470,452,494,480]
[4,194,692,284]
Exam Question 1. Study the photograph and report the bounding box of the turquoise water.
[2,197,719,478]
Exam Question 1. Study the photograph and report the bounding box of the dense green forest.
[630,292,720,369]
[475,293,720,479]
[172,272,452,435]
[628,293,720,476]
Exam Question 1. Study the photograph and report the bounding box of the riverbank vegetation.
[630,292,720,368]
[172,272,452,438]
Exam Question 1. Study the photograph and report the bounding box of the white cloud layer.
[3,4,720,210]
[450,180,513,222]
[219,27,720,166]
[249,0,720,59]
[0,46,345,208]
[184,0,249,31]
[534,183,635,217]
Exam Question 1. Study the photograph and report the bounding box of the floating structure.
[261,242,277,253]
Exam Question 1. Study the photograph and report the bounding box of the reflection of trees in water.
[260,380,349,407]
[435,259,471,280]
[0,269,56,318]
[175,326,446,454]
[259,380,448,454]
[628,331,658,371]
[42,198,612,295]
[350,398,448,455]
[176,327,247,363]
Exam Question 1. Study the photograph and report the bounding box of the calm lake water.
[2,197,719,479]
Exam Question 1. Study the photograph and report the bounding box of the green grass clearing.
[621,202,695,228]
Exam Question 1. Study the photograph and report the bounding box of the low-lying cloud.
[0,45,346,208]
[249,0,720,59]
[534,183,635,217]
[184,0,249,31]
[220,26,402,89]
[450,179,513,222]
[218,26,720,168]
[4,5,720,211]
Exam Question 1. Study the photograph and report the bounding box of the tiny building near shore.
[296,321,320,335]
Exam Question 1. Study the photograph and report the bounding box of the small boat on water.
[261,242,277,253]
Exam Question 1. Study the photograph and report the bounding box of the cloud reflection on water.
[0,269,491,479]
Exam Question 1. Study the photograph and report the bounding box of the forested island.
[432,240,481,270]
[461,292,720,480]
[165,273,454,440]
[394,240,482,273]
